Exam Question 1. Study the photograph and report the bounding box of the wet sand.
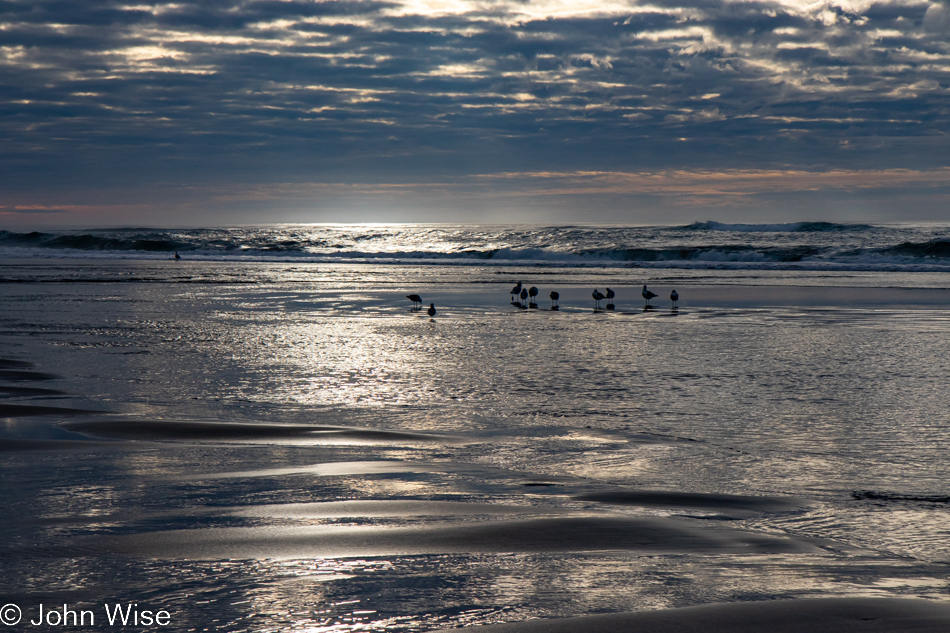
[62,418,459,443]
[574,490,809,514]
[434,598,950,633]
[3,267,950,631]
[55,515,823,560]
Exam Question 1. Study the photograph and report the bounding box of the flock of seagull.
[407,283,679,317]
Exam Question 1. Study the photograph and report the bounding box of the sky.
[1,0,949,227]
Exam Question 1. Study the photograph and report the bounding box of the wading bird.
[520,288,529,308]
[510,282,522,303]
[550,291,560,309]
[592,289,606,309]
[528,286,539,308]
[605,287,615,310]
[427,303,436,318]
[642,284,657,306]
[407,294,422,309]
[670,289,679,309]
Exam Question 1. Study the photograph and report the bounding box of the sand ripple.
[62,419,459,444]
[50,516,823,560]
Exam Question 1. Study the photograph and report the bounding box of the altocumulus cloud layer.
[1,0,949,224]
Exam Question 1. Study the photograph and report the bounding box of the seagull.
[605,287,615,310]
[510,282,522,303]
[406,294,422,308]
[550,291,560,309]
[642,284,657,306]
[427,303,436,318]
[592,289,606,309]
[670,289,679,308]
[520,288,529,308]
[528,286,539,308]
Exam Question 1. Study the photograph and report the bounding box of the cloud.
[0,205,67,215]
[1,0,948,224]
[923,1,950,30]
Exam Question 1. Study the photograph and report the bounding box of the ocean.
[1,222,949,631]
[2,222,950,273]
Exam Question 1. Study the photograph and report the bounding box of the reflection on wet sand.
[433,598,950,633]
[62,418,462,444]
[58,515,823,560]
[4,260,950,632]
[575,490,810,515]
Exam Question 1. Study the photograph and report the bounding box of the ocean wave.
[577,246,826,263]
[0,230,183,252]
[680,221,874,233]
[879,239,950,258]
[1,225,948,272]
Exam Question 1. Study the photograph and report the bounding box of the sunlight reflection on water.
[2,260,950,631]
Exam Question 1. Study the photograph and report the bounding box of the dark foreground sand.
[6,357,950,632]
[434,598,950,633]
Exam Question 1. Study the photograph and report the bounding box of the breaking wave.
[1,223,948,272]
[680,221,875,233]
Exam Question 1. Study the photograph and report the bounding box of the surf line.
[25,603,172,627]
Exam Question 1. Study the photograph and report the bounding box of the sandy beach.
[4,0,950,616]
[3,256,950,631]
[434,599,950,632]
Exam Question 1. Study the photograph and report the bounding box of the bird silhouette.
[670,289,679,309]
[407,294,422,309]
[592,289,606,309]
[528,286,539,308]
[605,287,615,310]
[427,303,436,318]
[642,284,657,306]
[550,291,560,309]
[520,288,529,308]
[510,282,522,303]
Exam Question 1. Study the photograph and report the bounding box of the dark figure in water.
[407,294,422,309]
[592,289,605,309]
[528,286,539,308]
[605,287,615,310]
[670,289,679,309]
[520,288,529,309]
[510,282,522,304]
[174,251,181,261]
[550,291,560,309]
[427,303,436,318]
[642,284,657,306]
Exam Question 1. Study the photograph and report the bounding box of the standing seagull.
[605,287,615,310]
[550,291,560,309]
[510,282,522,303]
[407,294,422,309]
[670,289,679,309]
[427,303,437,318]
[592,289,606,309]
[520,288,529,308]
[642,284,657,306]
[528,286,539,308]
